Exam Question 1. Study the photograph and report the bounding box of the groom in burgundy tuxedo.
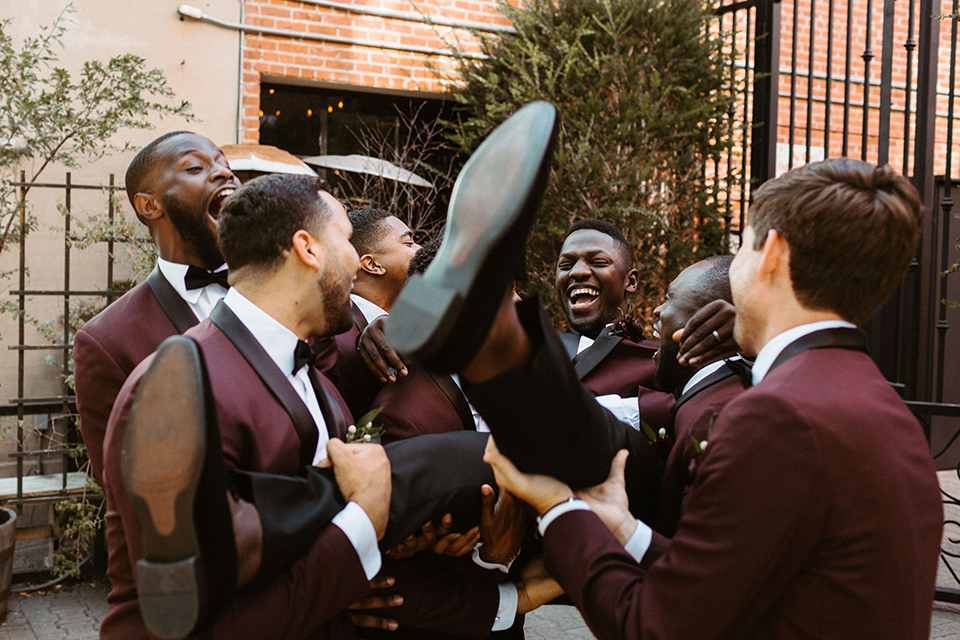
[389,151,943,639]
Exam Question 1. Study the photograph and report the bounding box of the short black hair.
[348,208,394,256]
[565,218,632,266]
[408,237,442,277]
[217,174,335,272]
[696,255,734,306]
[124,131,194,215]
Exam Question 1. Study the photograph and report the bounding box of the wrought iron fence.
[2,172,125,507]
[716,0,960,601]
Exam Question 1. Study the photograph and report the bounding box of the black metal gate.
[715,0,960,601]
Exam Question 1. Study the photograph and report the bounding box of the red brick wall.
[774,0,959,178]
[241,0,515,142]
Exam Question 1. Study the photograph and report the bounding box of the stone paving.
[0,578,957,639]
[4,468,960,639]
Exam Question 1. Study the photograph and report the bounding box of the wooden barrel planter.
[0,507,16,616]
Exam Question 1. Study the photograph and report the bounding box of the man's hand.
[574,449,637,546]
[515,556,564,614]
[348,576,402,631]
[384,513,452,559]
[478,484,528,565]
[483,437,572,516]
[676,299,740,367]
[325,438,391,540]
[431,525,481,557]
[359,316,408,383]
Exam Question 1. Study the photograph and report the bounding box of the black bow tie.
[184,265,230,290]
[724,358,754,389]
[292,340,313,374]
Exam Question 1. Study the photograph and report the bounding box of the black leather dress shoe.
[122,336,236,639]
[385,101,558,372]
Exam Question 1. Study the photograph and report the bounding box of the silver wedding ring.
[712,330,721,343]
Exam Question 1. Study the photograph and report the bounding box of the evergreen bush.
[447,0,737,327]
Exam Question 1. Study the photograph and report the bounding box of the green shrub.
[448,0,737,327]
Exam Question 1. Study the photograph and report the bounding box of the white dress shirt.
[750,320,856,386]
[681,356,741,396]
[351,294,388,325]
[221,288,382,579]
[157,258,229,321]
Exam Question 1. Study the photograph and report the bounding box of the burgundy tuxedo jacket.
[74,268,199,482]
[654,369,744,537]
[99,311,367,640]
[100,304,502,640]
[375,366,475,444]
[314,302,384,420]
[560,331,675,433]
[543,337,943,640]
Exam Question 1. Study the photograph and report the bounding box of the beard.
[162,193,224,268]
[653,339,689,393]
[319,256,355,337]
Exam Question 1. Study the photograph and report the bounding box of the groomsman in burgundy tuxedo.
[555,219,738,431]
[103,169,561,639]
[73,131,240,482]
[314,208,421,418]
[455,158,943,640]
[648,255,747,537]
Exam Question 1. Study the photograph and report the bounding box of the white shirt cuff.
[491,583,519,631]
[595,394,640,430]
[332,502,382,580]
[472,543,514,573]
[536,498,590,537]
[622,520,652,563]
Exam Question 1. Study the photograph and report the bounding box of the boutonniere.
[641,420,674,467]
[346,407,383,443]
[686,412,717,478]
[607,308,644,343]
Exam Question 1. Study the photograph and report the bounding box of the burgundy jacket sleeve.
[73,328,128,483]
[543,393,826,640]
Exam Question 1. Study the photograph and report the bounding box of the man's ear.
[291,229,323,270]
[133,193,163,222]
[359,254,385,276]
[624,267,640,294]
[757,228,789,279]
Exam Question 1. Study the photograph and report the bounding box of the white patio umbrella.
[221,144,317,176]
[301,154,432,188]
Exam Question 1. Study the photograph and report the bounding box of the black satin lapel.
[670,365,740,418]
[352,302,369,332]
[309,369,350,439]
[210,302,318,466]
[147,267,200,333]
[558,332,580,360]
[428,371,476,431]
[768,328,869,375]
[572,332,622,380]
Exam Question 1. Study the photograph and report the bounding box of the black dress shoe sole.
[386,101,558,371]
[123,336,207,639]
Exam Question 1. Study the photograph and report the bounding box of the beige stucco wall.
[0,1,241,474]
